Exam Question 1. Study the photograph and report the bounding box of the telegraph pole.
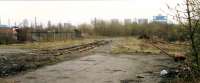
[8,19,11,28]
[0,17,1,25]
[94,17,97,29]
[35,16,37,28]
[14,22,17,26]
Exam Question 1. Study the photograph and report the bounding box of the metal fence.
[0,27,83,44]
[0,31,80,44]
[0,33,17,44]
[30,32,76,41]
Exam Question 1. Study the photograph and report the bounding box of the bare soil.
[1,38,177,83]
[0,40,109,77]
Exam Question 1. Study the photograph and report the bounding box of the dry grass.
[153,41,187,55]
[0,38,100,77]
[0,39,94,50]
[111,37,160,54]
[111,37,186,55]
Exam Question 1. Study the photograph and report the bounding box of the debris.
[160,68,180,78]
[160,70,168,76]
[136,75,145,78]
[112,69,123,72]
[144,71,153,74]
[174,53,186,62]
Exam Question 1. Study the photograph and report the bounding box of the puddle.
[64,69,74,71]
[104,80,113,83]
[48,69,58,72]
[80,59,96,62]
[57,76,70,79]
[120,79,142,83]
[112,69,126,72]
[25,76,37,79]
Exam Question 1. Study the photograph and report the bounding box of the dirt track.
[3,39,176,83]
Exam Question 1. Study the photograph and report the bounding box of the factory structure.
[137,18,148,24]
[123,14,168,24]
[153,14,168,23]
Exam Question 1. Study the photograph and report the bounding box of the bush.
[0,34,17,44]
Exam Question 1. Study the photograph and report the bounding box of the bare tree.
[174,0,200,66]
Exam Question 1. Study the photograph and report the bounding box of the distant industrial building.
[138,18,148,24]
[0,24,17,44]
[111,19,120,23]
[124,19,132,25]
[0,24,11,30]
[132,18,137,24]
[153,14,168,23]
[0,24,16,34]
[0,24,9,28]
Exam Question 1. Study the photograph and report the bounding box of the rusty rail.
[148,39,173,57]
[151,39,189,47]
[0,40,111,77]
[40,40,111,55]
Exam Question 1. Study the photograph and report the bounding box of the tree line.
[78,19,185,42]
[0,18,185,44]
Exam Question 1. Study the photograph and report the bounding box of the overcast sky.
[0,0,181,26]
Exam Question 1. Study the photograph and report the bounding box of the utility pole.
[35,16,37,28]
[94,17,97,29]
[14,22,17,26]
[8,19,11,28]
[0,17,1,25]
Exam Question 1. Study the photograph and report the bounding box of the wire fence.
[0,33,17,44]
[0,31,81,44]
[30,32,76,41]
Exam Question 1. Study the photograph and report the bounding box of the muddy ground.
[1,38,177,83]
[0,39,106,77]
